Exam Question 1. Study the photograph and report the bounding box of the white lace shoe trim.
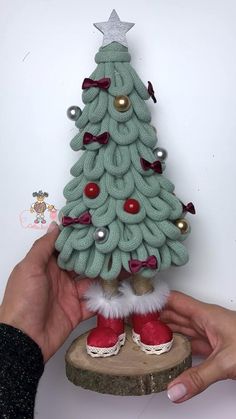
[132,330,140,345]
[140,337,174,355]
[86,332,126,358]
[132,329,173,355]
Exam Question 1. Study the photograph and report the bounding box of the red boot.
[86,314,126,358]
[132,312,173,355]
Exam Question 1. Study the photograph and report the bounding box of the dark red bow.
[62,211,92,226]
[183,202,196,215]
[140,157,162,174]
[83,132,110,145]
[82,78,111,90]
[147,81,157,103]
[129,255,158,273]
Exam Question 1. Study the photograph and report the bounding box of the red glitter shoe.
[132,312,173,355]
[86,314,126,358]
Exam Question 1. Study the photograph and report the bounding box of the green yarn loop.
[95,42,131,63]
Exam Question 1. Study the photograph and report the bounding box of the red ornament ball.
[84,182,100,199]
[124,198,140,214]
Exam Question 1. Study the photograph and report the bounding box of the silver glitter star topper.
[94,9,135,48]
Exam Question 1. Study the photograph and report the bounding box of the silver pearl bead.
[67,106,81,121]
[94,227,109,243]
[153,147,168,161]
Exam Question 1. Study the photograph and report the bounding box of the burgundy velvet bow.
[83,132,110,145]
[140,157,162,174]
[82,78,111,90]
[129,255,158,273]
[183,202,196,215]
[147,81,157,103]
[62,211,92,226]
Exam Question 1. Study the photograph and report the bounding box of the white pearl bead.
[94,227,108,243]
[154,147,168,161]
[67,106,81,121]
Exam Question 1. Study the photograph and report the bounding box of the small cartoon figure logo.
[19,190,58,230]
[30,190,55,224]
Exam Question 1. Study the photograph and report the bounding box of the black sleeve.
[0,323,44,419]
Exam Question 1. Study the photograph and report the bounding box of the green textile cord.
[56,42,190,280]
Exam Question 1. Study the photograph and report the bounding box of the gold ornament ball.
[175,218,190,234]
[114,95,131,112]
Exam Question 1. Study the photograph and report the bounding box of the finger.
[79,300,96,321]
[68,271,80,280]
[76,279,97,322]
[160,309,191,328]
[191,338,212,357]
[165,291,206,319]
[25,222,60,266]
[167,323,200,339]
[167,357,222,403]
[75,277,95,296]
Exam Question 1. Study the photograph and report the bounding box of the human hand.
[0,222,94,362]
[160,291,236,403]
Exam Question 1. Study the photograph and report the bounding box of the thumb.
[26,222,60,266]
[167,357,221,403]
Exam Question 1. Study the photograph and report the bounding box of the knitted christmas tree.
[56,10,195,358]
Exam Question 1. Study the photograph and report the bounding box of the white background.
[1,0,236,418]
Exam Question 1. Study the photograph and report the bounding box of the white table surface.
[1,0,236,418]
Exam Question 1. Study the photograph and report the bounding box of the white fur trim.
[120,279,169,314]
[84,281,131,318]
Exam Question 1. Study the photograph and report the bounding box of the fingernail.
[47,221,58,233]
[167,383,187,402]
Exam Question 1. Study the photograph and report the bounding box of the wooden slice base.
[65,327,191,396]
